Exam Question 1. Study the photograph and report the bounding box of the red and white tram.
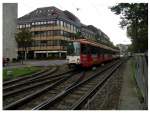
[66,39,120,68]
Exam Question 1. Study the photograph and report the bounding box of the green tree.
[110,3,148,52]
[15,28,32,63]
[75,31,82,39]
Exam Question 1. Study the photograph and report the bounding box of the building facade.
[17,6,114,59]
[3,3,18,61]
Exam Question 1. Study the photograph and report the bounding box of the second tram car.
[67,39,119,68]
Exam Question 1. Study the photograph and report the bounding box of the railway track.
[3,67,58,90]
[3,69,84,110]
[3,68,75,96]
[3,68,77,106]
[3,67,49,85]
[32,60,123,110]
[3,59,121,110]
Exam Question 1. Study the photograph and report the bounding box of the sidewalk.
[118,58,143,110]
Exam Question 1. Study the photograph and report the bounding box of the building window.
[43,31,47,37]
[67,23,70,29]
[19,25,22,28]
[23,25,26,28]
[48,21,51,24]
[73,26,76,32]
[48,20,54,26]
[50,30,53,36]
[63,21,66,27]
[40,22,43,25]
[35,22,38,25]
[44,21,46,24]
[47,31,50,36]
[53,40,60,46]
[41,40,47,46]
[71,24,73,31]
[25,24,30,28]
[34,40,40,46]
[31,32,34,37]
[57,20,60,26]
[47,40,52,46]
[60,30,63,36]
[60,21,63,27]
[32,22,35,25]
[46,21,49,24]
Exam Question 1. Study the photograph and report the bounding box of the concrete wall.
[3,3,18,61]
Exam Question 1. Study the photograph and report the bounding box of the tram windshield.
[67,42,80,56]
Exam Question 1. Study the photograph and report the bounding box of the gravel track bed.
[41,61,119,110]
[82,61,124,110]
[17,71,84,110]
[3,67,73,106]
[3,75,66,106]
[3,61,118,110]
[16,64,106,110]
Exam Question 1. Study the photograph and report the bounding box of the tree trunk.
[24,51,27,61]
[24,47,28,61]
[21,51,24,64]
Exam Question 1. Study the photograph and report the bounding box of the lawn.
[3,66,41,80]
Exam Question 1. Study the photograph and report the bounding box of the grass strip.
[3,66,41,80]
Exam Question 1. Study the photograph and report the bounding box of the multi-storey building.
[81,24,97,40]
[17,6,81,59]
[17,6,114,59]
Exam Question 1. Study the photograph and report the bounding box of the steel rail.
[3,67,49,85]
[32,60,121,110]
[3,69,76,97]
[71,62,122,109]
[3,67,58,91]
[4,71,81,110]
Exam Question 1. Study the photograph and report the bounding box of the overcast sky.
[5,0,139,45]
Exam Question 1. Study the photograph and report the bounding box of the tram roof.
[71,39,119,53]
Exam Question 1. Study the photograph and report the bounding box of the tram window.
[67,42,74,55]
[81,44,86,54]
[98,48,101,55]
[81,44,90,54]
[103,49,107,54]
[74,42,80,55]
[99,48,103,55]
[67,42,80,55]
[91,46,97,55]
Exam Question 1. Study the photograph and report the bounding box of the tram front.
[66,41,80,68]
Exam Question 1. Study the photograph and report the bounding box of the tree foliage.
[110,3,148,52]
[75,31,82,39]
[15,28,32,60]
